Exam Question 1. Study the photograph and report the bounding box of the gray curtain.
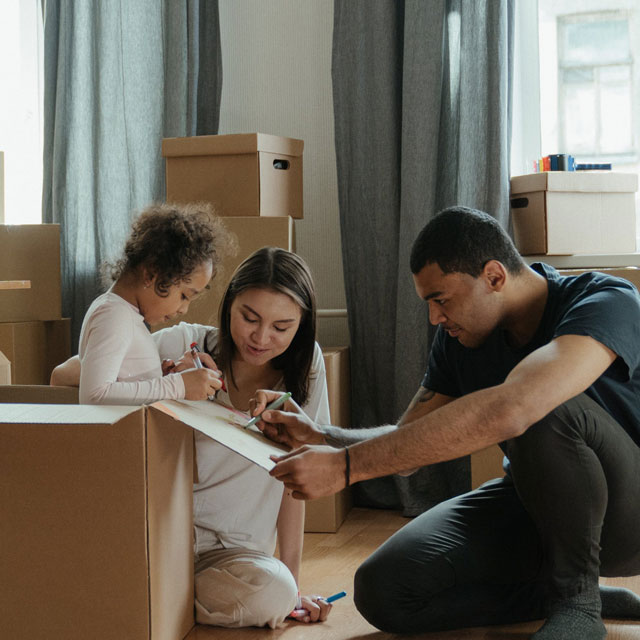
[332,0,514,515]
[42,0,222,348]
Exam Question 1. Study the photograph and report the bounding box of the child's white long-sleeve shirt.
[78,290,185,405]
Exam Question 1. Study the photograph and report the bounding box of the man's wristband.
[344,446,350,488]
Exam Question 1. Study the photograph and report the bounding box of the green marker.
[244,392,292,430]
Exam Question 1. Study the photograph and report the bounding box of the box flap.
[151,400,287,470]
[162,133,304,158]
[511,172,638,194]
[0,403,137,425]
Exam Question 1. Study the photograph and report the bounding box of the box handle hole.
[273,159,290,170]
[510,197,529,209]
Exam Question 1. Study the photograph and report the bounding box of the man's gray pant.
[354,394,640,633]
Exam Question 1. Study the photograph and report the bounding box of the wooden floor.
[186,507,640,640]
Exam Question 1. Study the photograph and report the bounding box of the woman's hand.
[290,594,332,623]
[180,368,222,400]
[250,390,326,449]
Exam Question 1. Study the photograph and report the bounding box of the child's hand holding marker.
[288,591,346,623]
[189,342,226,392]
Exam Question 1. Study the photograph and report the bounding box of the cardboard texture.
[154,216,295,331]
[0,224,62,321]
[0,350,10,384]
[0,318,71,384]
[0,384,78,404]
[470,266,640,488]
[510,172,638,255]
[0,403,194,640]
[0,391,297,640]
[163,133,304,218]
[304,347,353,533]
[471,445,505,489]
[557,266,640,291]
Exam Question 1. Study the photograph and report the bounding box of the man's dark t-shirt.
[422,263,640,447]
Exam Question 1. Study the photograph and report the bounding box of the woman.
[52,247,332,628]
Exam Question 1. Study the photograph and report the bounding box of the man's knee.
[354,548,430,633]
[354,554,402,632]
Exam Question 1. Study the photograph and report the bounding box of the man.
[255,206,640,639]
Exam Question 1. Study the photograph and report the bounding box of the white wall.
[218,0,348,347]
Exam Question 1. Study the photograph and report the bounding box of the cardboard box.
[0,224,62,321]
[304,347,352,533]
[163,133,304,218]
[557,267,640,291]
[0,400,194,640]
[471,445,505,489]
[154,216,295,330]
[510,172,638,255]
[0,318,71,384]
[0,383,79,404]
[0,350,10,384]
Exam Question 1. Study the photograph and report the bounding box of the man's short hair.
[410,206,525,277]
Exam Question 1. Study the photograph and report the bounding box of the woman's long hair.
[213,247,317,406]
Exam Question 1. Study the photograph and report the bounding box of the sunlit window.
[558,13,634,159]
[0,1,44,225]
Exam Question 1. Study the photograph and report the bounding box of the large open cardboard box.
[0,392,194,640]
[510,172,638,255]
[0,224,62,322]
[163,133,303,219]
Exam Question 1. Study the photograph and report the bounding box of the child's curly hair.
[104,202,232,296]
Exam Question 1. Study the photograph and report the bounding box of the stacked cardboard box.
[0,224,71,383]
[160,133,301,328]
[510,172,638,256]
[162,133,352,532]
[304,347,352,533]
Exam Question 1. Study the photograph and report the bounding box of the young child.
[78,202,228,404]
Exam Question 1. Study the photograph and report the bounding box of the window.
[0,1,44,224]
[538,0,639,167]
[558,13,634,160]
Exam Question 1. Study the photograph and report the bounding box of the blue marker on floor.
[326,591,347,603]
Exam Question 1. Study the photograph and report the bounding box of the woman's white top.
[78,290,185,404]
[152,322,331,556]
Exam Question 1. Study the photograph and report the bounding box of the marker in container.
[244,391,292,430]
[190,342,226,392]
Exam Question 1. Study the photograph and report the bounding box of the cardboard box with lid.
[163,133,303,218]
[510,172,638,255]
